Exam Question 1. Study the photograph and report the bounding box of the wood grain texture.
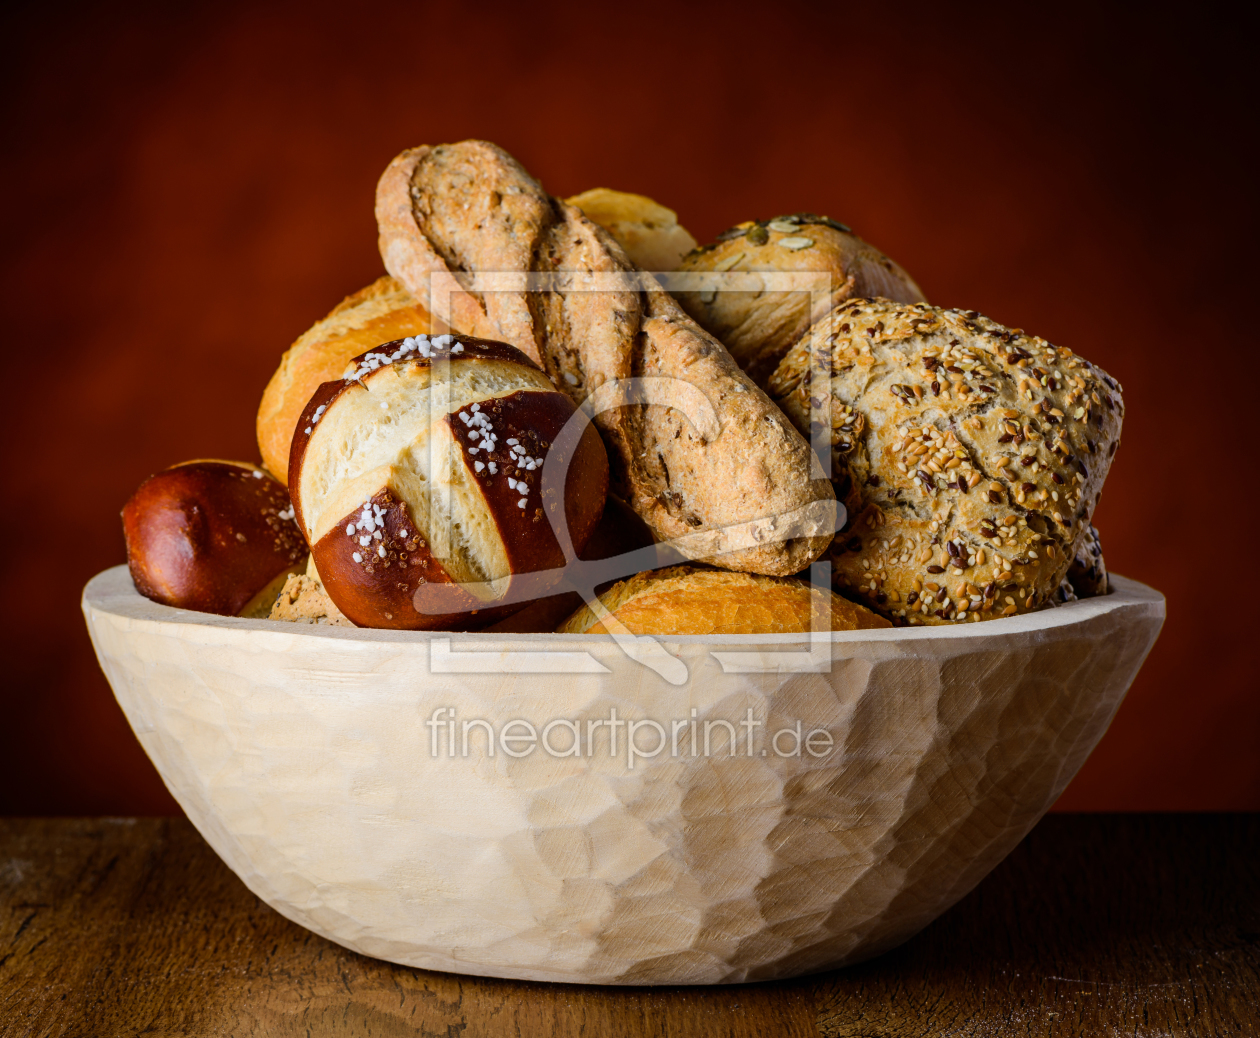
[1,815,1255,1036]
[813,813,1260,1038]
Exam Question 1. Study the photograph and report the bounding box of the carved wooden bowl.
[83,565,1163,985]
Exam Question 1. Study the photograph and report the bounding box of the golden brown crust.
[677,215,925,386]
[767,299,1123,625]
[376,141,836,577]
[565,188,698,271]
[256,276,437,483]
[556,564,890,635]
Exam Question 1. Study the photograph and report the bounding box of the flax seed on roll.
[257,275,437,483]
[767,299,1123,625]
[289,332,609,630]
[675,214,925,386]
[556,565,890,635]
[122,460,306,616]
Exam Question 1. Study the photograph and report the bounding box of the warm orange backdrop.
[2,2,1255,815]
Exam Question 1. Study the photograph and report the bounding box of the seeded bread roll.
[123,460,306,616]
[375,140,836,577]
[269,567,354,626]
[289,332,609,630]
[257,276,437,483]
[565,188,698,271]
[675,214,926,386]
[556,564,890,635]
[1067,524,1108,598]
[767,300,1124,624]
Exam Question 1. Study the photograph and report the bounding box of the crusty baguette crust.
[376,141,836,577]
[256,276,436,483]
[556,564,890,635]
[768,299,1123,624]
[677,215,926,386]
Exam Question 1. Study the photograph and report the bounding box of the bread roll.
[557,565,890,635]
[375,140,836,577]
[1067,524,1108,598]
[257,276,436,483]
[565,188,697,271]
[676,214,925,386]
[122,460,306,615]
[767,299,1123,624]
[268,558,354,627]
[289,333,609,630]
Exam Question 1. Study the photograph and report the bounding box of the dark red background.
[2,2,1255,815]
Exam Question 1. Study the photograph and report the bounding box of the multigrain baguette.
[768,299,1123,624]
[376,140,836,577]
[677,214,925,386]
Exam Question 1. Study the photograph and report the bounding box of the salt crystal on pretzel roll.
[288,332,608,630]
[375,140,836,577]
[257,275,436,484]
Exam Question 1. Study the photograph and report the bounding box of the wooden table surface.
[1,814,1256,1037]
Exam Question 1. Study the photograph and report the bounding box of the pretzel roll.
[768,299,1123,625]
[289,333,609,630]
[556,565,890,635]
[676,214,925,386]
[566,188,698,271]
[257,276,437,483]
[122,460,306,616]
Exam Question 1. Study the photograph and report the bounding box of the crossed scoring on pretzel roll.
[288,332,608,630]
[375,140,836,577]
[768,299,1123,624]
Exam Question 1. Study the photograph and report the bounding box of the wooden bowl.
[82,565,1163,985]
